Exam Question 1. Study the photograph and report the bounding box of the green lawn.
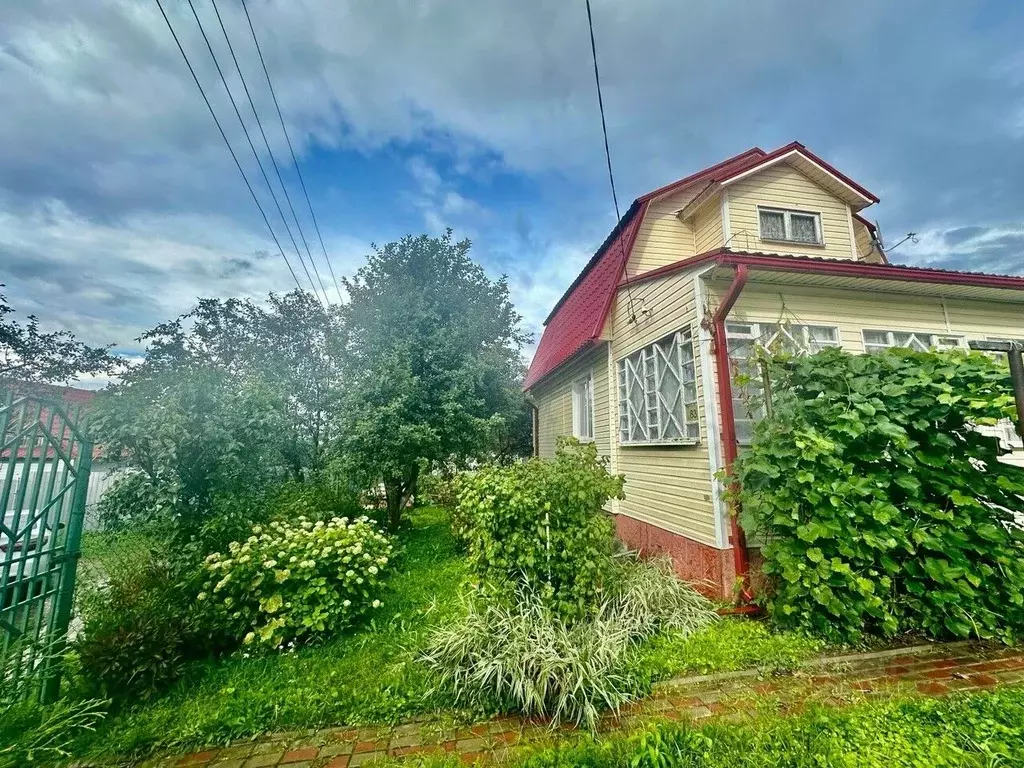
[64,507,824,763]
[68,507,469,761]
[389,688,1024,768]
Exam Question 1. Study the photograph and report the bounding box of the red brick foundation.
[614,514,749,599]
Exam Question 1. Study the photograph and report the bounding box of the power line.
[154,0,305,295]
[183,0,326,307]
[585,0,638,323]
[240,0,344,304]
[208,0,330,304]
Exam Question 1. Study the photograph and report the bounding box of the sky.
[2,0,1023,386]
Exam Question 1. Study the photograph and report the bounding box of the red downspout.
[707,264,753,602]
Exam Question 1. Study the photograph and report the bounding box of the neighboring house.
[524,142,1024,598]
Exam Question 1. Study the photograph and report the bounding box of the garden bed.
[61,508,825,765]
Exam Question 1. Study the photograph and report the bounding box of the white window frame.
[981,337,1024,449]
[617,328,700,447]
[861,329,966,354]
[571,372,595,442]
[757,206,823,246]
[727,321,842,444]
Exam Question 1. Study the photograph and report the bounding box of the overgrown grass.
[67,507,468,761]
[392,688,1024,767]
[520,688,1024,767]
[633,617,824,684]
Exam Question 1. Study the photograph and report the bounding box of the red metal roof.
[622,249,1024,292]
[525,143,885,390]
[524,208,645,389]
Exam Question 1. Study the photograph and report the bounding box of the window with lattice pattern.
[617,328,699,445]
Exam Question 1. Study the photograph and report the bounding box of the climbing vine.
[737,347,1024,643]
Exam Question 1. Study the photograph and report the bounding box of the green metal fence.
[1,386,92,701]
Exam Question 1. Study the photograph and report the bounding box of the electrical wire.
[154,0,305,295]
[208,0,330,304]
[585,0,638,323]
[184,0,325,306]
[240,0,344,304]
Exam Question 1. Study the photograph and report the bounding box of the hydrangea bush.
[201,515,393,650]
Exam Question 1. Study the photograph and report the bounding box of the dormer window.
[758,207,822,245]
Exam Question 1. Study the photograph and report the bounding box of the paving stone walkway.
[129,641,1024,768]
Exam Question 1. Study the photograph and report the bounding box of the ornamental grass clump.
[422,557,718,729]
[738,346,1024,644]
[201,515,392,650]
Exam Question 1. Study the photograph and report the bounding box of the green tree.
[90,367,285,536]
[134,291,344,478]
[338,231,529,529]
[0,285,121,385]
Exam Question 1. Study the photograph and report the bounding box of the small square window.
[758,207,822,245]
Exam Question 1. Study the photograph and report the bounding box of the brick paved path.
[130,641,1024,768]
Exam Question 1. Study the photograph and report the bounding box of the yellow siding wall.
[609,272,719,546]
[625,187,701,279]
[694,201,724,254]
[727,163,855,260]
[853,218,884,263]
[715,282,1024,465]
[532,345,611,460]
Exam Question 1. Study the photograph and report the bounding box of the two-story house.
[524,142,1024,598]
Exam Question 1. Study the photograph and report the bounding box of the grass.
[63,508,830,764]
[633,616,824,684]
[390,687,1024,767]
[67,506,469,761]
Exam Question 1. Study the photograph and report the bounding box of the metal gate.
[1,387,92,701]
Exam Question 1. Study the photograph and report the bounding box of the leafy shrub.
[96,471,176,532]
[268,478,365,523]
[457,438,625,620]
[202,515,393,650]
[422,558,716,729]
[417,471,460,510]
[75,546,204,701]
[738,347,1024,643]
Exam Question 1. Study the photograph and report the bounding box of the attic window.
[758,207,822,245]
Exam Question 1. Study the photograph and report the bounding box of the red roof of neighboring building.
[1,384,99,461]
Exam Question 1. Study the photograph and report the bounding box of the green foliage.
[90,367,286,538]
[634,618,823,682]
[268,477,365,524]
[75,546,207,701]
[338,230,530,529]
[96,472,175,532]
[0,697,107,768]
[421,584,635,729]
[201,515,393,650]
[0,284,122,385]
[65,508,466,762]
[458,438,625,620]
[737,347,1024,643]
[137,292,345,478]
[422,557,717,730]
[510,688,1024,768]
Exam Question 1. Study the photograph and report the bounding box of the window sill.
[619,440,700,448]
[759,237,826,248]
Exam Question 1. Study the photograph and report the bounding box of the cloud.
[1,0,1022,360]
[0,197,367,351]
